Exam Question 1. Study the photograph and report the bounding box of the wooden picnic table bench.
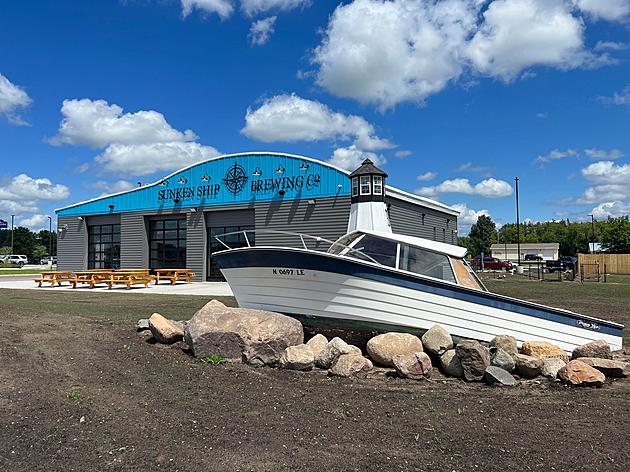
[110,270,154,289]
[70,270,115,289]
[34,271,73,287]
[154,268,196,285]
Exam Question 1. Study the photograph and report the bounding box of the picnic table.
[34,271,73,287]
[70,269,154,289]
[70,270,115,289]
[154,268,196,285]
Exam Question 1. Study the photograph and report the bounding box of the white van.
[4,255,28,267]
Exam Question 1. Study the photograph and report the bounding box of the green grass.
[200,354,228,366]
[67,391,80,400]
[0,269,48,275]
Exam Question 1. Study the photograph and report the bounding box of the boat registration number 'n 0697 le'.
[272,268,305,276]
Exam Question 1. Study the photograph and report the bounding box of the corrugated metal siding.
[186,211,206,282]
[57,216,87,271]
[205,209,255,227]
[387,197,457,243]
[120,213,148,268]
[87,214,120,226]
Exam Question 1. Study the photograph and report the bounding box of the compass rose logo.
[223,162,248,196]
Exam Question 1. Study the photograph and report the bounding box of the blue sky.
[1,0,629,233]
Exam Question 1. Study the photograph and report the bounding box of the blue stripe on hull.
[213,248,624,338]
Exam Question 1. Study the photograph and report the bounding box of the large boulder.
[279,344,314,371]
[558,360,605,386]
[315,337,355,369]
[392,352,432,380]
[439,349,464,378]
[489,335,518,357]
[455,340,490,381]
[521,341,569,363]
[577,357,629,378]
[571,340,612,360]
[490,347,515,372]
[184,303,304,366]
[306,334,328,359]
[514,354,543,378]
[484,366,517,387]
[366,332,423,367]
[421,325,453,356]
[149,313,184,344]
[541,358,567,379]
[328,353,373,378]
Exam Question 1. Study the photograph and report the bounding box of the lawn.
[0,269,49,276]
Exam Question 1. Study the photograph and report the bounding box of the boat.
[211,158,623,353]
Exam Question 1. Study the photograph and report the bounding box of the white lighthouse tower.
[347,158,392,233]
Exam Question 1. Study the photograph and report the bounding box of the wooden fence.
[577,253,630,275]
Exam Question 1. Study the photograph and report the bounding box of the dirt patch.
[1,289,629,471]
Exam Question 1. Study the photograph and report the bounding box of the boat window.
[327,232,363,255]
[451,258,486,291]
[360,175,371,195]
[399,244,455,282]
[351,177,358,197]
[350,234,397,267]
[373,175,383,195]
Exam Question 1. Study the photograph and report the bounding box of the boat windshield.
[399,244,456,283]
[451,258,486,291]
[346,234,398,267]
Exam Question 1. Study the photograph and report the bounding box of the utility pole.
[588,214,595,253]
[47,216,52,257]
[10,214,15,255]
[515,177,521,266]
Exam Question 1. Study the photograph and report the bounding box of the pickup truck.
[546,256,577,273]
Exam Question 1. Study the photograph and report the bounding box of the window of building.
[349,234,397,267]
[433,227,436,241]
[442,228,446,242]
[421,213,425,225]
[149,218,187,270]
[88,224,120,269]
[373,175,383,195]
[207,226,254,281]
[399,244,455,282]
[359,175,371,195]
[351,177,359,197]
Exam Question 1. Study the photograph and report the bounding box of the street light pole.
[47,216,52,257]
[515,177,521,266]
[11,214,15,255]
[588,214,595,253]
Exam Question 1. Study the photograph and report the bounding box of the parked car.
[39,256,58,265]
[472,256,513,271]
[524,254,543,261]
[4,255,28,267]
[546,256,577,273]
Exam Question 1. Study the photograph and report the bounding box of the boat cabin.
[330,230,485,291]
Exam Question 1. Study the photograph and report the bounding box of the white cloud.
[86,180,136,196]
[52,99,197,148]
[536,148,579,163]
[0,72,32,125]
[598,85,630,106]
[416,177,512,198]
[181,0,234,20]
[249,16,277,45]
[536,112,549,118]
[95,141,221,176]
[455,162,492,176]
[590,201,630,219]
[17,214,50,231]
[240,0,310,16]
[417,171,437,181]
[594,41,630,51]
[574,0,630,21]
[328,146,386,172]
[394,150,413,158]
[0,200,39,215]
[241,94,395,151]
[451,203,491,235]
[0,174,70,201]
[566,161,630,205]
[584,148,624,159]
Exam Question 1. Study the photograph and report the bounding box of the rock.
[172,320,187,331]
[328,353,373,377]
[521,340,569,363]
[558,360,605,386]
[514,354,543,378]
[571,340,612,360]
[440,349,464,378]
[421,325,453,356]
[149,313,184,344]
[455,340,490,381]
[315,337,355,369]
[279,344,314,371]
[136,319,149,331]
[489,335,518,357]
[392,352,432,380]
[366,332,424,367]
[183,303,303,366]
[577,357,629,378]
[484,366,517,386]
[206,299,226,308]
[490,347,515,372]
[541,358,567,379]
[306,334,328,359]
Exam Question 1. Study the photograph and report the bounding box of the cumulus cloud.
[179,0,311,19]
[181,0,234,20]
[564,161,630,206]
[242,94,395,151]
[536,148,579,163]
[451,202,491,235]
[327,146,386,172]
[584,148,624,159]
[86,179,136,196]
[594,41,630,51]
[0,174,70,222]
[0,200,39,215]
[574,0,630,21]
[455,162,492,176]
[598,85,630,106]
[241,0,311,16]
[416,177,513,198]
[590,201,630,219]
[0,72,32,125]
[17,214,50,231]
[395,150,413,158]
[95,142,220,176]
[417,171,437,181]
[249,16,277,45]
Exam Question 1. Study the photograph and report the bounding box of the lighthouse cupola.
[347,158,392,233]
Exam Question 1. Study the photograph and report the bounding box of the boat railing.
[213,229,380,265]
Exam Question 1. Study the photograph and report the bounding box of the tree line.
[458,215,630,257]
[0,228,57,260]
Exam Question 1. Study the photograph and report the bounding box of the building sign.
[0,219,7,229]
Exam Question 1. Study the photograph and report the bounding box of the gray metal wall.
[187,211,206,281]
[120,213,148,269]
[57,216,88,271]
[387,197,457,244]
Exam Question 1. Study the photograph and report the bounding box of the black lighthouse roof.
[349,158,388,178]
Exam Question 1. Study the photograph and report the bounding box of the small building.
[490,243,559,262]
[56,152,459,281]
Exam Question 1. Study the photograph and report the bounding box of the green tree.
[37,230,57,256]
[600,216,630,253]
[11,227,38,259]
[468,215,497,257]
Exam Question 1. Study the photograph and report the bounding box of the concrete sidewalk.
[0,276,233,297]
